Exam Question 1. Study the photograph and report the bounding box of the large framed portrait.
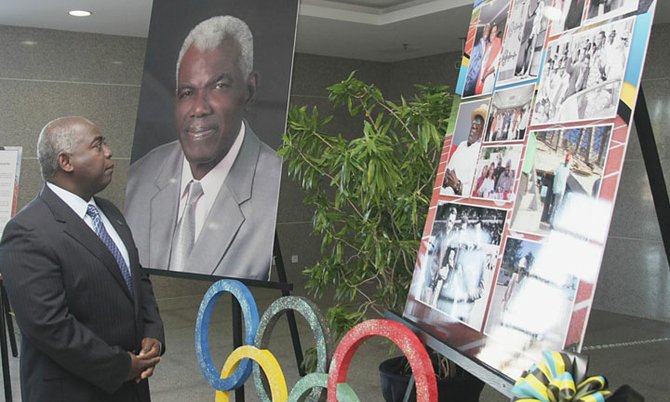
[124,0,299,280]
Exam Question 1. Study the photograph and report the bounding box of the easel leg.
[403,375,415,402]
[634,87,670,267]
[0,285,17,357]
[0,281,12,402]
[232,297,245,402]
[274,234,306,376]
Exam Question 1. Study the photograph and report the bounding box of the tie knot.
[86,204,100,219]
[187,181,204,205]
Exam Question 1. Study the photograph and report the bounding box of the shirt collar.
[46,181,98,219]
[179,120,246,198]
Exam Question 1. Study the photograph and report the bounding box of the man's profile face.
[68,121,114,197]
[467,115,484,146]
[175,39,256,179]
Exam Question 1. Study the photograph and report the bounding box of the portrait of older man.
[442,102,489,197]
[125,15,283,280]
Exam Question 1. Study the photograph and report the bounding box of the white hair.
[176,16,253,87]
[37,116,91,180]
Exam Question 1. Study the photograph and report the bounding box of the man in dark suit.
[124,15,281,280]
[0,116,165,402]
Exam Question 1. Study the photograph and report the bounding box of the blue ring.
[195,279,259,391]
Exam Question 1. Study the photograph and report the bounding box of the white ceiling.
[0,0,667,62]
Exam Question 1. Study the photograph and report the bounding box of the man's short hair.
[176,16,254,87]
[37,117,90,180]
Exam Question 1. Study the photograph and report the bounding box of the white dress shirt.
[177,121,246,241]
[46,182,130,267]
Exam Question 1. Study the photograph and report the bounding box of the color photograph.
[440,99,491,197]
[497,0,551,85]
[531,17,635,125]
[483,236,580,358]
[484,83,534,142]
[510,124,613,235]
[471,145,523,201]
[462,0,513,98]
[414,202,507,331]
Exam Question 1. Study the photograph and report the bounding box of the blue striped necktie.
[86,205,133,291]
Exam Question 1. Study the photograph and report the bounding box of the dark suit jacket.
[124,125,281,280]
[0,185,165,402]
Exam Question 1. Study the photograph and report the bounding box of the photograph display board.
[124,0,299,280]
[404,0,657,380]
[0,146,22,235]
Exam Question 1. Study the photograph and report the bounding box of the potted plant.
[279,72,484,400]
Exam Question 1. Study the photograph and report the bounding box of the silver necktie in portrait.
[169,181,204,271]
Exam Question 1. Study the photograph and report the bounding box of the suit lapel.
[188,126,261,275]
[40,186,133,301]
[148,144,183,269]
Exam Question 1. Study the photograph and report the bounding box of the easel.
[145,231,304,402]
[384,87,670,400]
[1,275,19,402]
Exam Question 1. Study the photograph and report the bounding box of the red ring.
[327,319,437,401]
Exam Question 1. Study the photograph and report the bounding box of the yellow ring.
[215,346,288,402]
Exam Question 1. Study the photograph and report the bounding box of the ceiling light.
[68,10,92,17]
[21,40,38,46]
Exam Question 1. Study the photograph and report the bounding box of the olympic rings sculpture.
[196,279,436,401]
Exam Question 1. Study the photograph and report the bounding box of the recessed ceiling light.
[21,40,38,46]
[68,10,92,17]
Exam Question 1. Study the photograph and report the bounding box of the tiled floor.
[2,286,669,401]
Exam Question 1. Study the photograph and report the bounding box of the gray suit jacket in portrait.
[124,126,281,280]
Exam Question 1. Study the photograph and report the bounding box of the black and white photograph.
[415,202,507,331]
[471,145,523,201]
[462,0,513,98]
[549,0,587,36]
[510,124,613,235]
[531,16,635,125]
[484,236,579,354]
[584,0,640,25]
[484,83,535,142]
[497,0,551,85]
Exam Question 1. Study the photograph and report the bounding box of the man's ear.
[245,72,259,107]
[57,152,74,173]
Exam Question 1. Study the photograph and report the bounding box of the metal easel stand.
[633,87,670,267]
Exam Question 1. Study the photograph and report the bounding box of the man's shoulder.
[129,141,181,174]
[244,127,281,167]
[2,195,51,235]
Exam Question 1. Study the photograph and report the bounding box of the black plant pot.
[379,355,484,402]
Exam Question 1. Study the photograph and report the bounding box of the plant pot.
[379,355,484,402]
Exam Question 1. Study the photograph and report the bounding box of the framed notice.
[405,0,658,381]
[0,146,22,235]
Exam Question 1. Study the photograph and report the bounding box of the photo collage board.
[403,0,657,381]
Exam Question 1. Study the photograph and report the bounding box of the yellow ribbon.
[512,352,612,402]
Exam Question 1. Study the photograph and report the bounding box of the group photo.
[484,83,534,142]
[510,124,613,235]
[532,17,635,125]
[471,145,523,201]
